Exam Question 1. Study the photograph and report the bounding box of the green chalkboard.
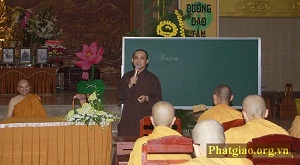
[122,37,261,109]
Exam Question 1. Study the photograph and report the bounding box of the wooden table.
[0,117,113,165]
[0,68,56,94]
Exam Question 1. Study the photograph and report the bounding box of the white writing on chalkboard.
[160,54,179,61]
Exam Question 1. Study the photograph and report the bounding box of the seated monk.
[288,115,300,138]
[197,84,243,124]
[225,95,288,144]
[179,120,253,165]
[128,101,191,164]
[7,79,47,118]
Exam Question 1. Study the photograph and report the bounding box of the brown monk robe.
[117,49,162,136]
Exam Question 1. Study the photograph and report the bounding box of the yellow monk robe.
[197,104,243,124]
[13,94,47,117]
[288,115,300,138]
[179,155,253,165]
[128,126,191,165]
[225,118,288,144]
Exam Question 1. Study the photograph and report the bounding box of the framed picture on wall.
[36,48,48,64]
[20,48,31,63]
[2,48,14,63]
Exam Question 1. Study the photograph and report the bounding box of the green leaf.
[76,79,105,95]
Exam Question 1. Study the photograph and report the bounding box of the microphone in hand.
[134,66,140,77]
[129,66,140,88]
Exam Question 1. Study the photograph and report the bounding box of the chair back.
[264,98,273,119]
[141,135,193,165]
[221,119,245,132]
[247,134,300,165]
[139,116,182,137]
[283,83,293,104]
[280,83,296,120]
[295,98,300,115]
[72,94,88,109]
[113,136,138,165]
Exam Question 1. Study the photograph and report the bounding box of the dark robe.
[117,69,162,136]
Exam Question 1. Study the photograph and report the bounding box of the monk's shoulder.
[9,95,26,104]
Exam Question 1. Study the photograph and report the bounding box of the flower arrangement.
[27,5,62,44]
[156,10,186,37]
[65,90,119,127]
[45,40,65,65]
[11,6,33,29]
[75,41,105,94]
[143,0,191,37]
[156,20,178,37]
[45,40,65,56]
[10,5,62,46]
[174,10,185,37]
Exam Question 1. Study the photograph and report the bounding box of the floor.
[0,88,295,132]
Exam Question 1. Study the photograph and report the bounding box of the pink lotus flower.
[74,41,104,81]
[75,41,104,71]
[82,71,89,80]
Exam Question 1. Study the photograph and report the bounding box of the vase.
[22,30,31,47]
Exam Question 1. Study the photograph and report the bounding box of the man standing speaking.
[117,49,162,136]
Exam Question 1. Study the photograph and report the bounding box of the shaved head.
[242,95,266,119]
[18,79,29,87]
[151,101,175,127]
[213,84,233,104]
[193,120,225,153]
[17,79,31,96]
